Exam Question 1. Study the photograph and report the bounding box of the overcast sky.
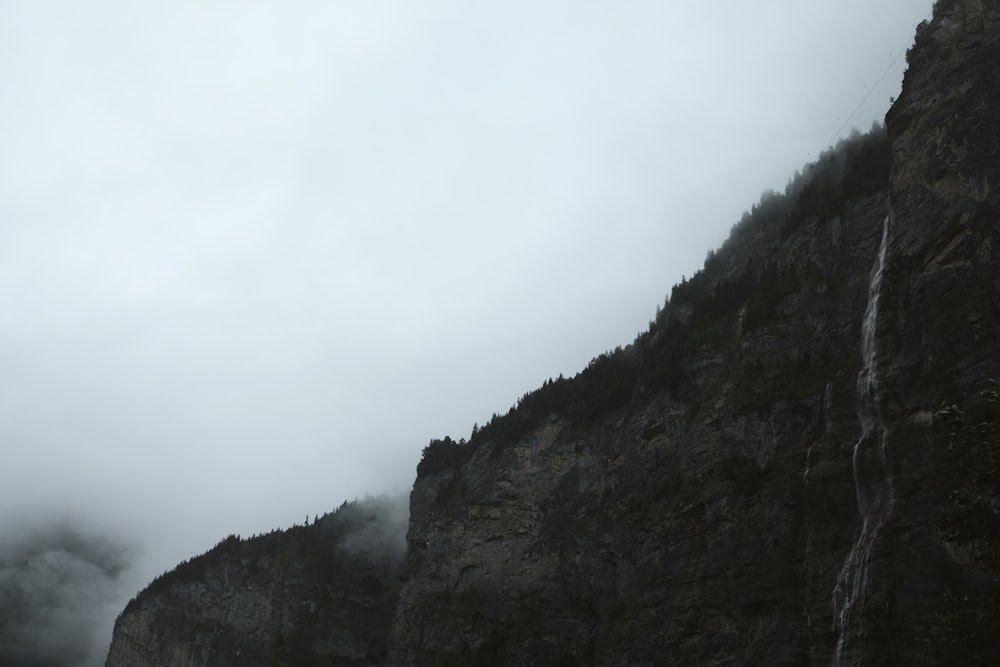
[1,1,932,663]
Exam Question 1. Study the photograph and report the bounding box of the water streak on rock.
[832,214,893,666]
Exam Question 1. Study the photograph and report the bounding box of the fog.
[0,520,137,667]
[337,494,410,562]
[0,1,933,662]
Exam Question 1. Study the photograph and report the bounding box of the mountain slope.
[106,1,1000,664]
[391,1,1000,663]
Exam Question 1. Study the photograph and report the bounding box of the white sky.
[0,1,933,659]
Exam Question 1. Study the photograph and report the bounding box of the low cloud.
[336,492,410,562]
[0,522,135,667]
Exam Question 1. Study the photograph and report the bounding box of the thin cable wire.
[824,44,907,148]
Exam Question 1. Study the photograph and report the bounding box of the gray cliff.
[107,1,1000,664]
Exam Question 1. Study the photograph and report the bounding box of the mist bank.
[0,522,134,667]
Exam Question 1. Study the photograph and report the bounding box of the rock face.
[106,2,1000,665]
[388,2,1000,664]
[105,496,407,667]
[389,195,893,667]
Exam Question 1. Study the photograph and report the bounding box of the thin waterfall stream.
[832,214,893,666]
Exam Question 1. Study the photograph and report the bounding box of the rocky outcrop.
[105,496,406,667]
[106,2,1000,665]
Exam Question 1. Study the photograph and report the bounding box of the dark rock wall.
[873,0,1000,663]
[388,188,890,667]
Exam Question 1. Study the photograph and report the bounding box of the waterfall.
[832,214,893,666]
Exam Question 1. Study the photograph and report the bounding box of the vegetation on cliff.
[419,122,892,478]
[111,495,406,666]
[123,494,405,617]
